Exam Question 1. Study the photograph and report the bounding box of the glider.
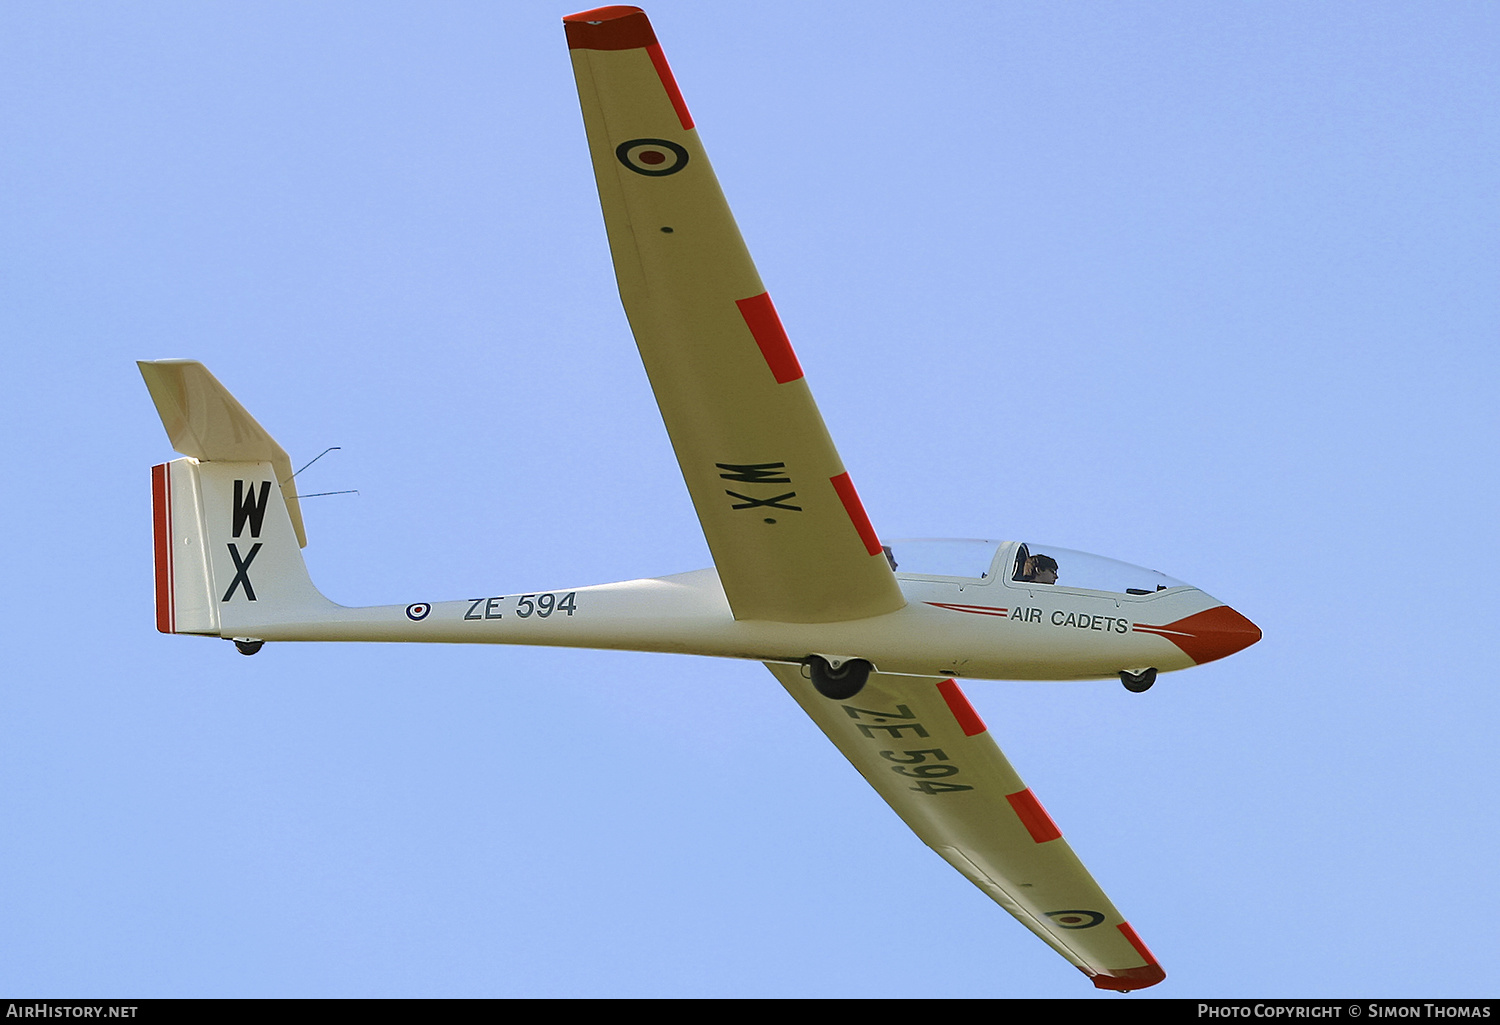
[138,5,1261,992]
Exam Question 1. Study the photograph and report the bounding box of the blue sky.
[3,0,1497,998]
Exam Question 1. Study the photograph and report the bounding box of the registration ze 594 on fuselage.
[139,6,1259,992]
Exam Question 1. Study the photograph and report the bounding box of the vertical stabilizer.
[141,362,337,639]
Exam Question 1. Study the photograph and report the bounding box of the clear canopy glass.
[884,539,1004,579]
[884,538,1188,595]
[1011,543,1186,595]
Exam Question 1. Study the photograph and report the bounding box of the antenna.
[287,446,341,481]
[283,447,358,498]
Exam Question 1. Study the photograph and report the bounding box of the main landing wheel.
[808,656,872,700]
[1119,668,1157,693]
[234,639,265,656]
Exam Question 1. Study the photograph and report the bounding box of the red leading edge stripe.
[646,42,693,130]
[735,292,804,384]
[151,463,173,634]
[828,472,882,556]
[936,679,988,736]
[1005,788,1063,844]
[1117,922,1160,967]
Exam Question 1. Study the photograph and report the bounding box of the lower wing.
[765,663,1166,991]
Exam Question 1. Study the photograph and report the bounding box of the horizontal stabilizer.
[138,360,306,547]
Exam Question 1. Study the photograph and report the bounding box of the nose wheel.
[808,656,872,700]
[1119,668,1156,693]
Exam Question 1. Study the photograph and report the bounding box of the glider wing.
[766,661,1167,991]
[566,6,904,624]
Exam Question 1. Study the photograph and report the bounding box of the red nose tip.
[1147,605,1262,665]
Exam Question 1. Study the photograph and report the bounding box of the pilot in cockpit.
[1015,552,1059,585]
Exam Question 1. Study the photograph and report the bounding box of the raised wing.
[765,662,1167,991]
[565,6,904,624]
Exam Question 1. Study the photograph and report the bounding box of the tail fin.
[141,361,335,638]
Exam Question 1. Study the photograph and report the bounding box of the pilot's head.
[1031,554,1058,584]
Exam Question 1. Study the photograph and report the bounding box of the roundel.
[1044,909,1105,930]
[405,603,431,622]
[616,138,689,177]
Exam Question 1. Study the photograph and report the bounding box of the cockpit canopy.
[881,539,1004,579]
[884,539,1186,596]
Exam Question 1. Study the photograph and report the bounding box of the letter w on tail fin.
[233,480,271,538]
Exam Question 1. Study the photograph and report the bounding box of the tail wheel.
[808,656,872,700]
[1119,668,1157,693]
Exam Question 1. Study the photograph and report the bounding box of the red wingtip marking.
[151,463,173,633]
[1089,963,1167,991]
[829,472,882,556]
[563,7,654,50]
[736,292,803,384]
[936,679,987,736]
[1005,788,1062,844]
[1087,924,1166,990]
[564,8,691,127]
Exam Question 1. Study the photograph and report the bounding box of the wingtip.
[137,357,203,374]
[1086,921,1166,990]
[1087,964,1167,991]
[564,6,656,50]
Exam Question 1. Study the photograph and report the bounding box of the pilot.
[1031,555,1058,584]
[1018,553,1059,584]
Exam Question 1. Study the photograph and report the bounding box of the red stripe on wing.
[829,472,881,556]
[646,43,693,129]
[1117,922,1160,966]
[936,679,988,736]
[735,292,803,384]
[1005,788,1062,844]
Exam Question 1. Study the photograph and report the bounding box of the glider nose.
[1177,604,1262,664]
[1137,604,1261,665]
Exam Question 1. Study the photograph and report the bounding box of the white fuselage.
[157,459,1245,683]
[244,562,1222,682]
